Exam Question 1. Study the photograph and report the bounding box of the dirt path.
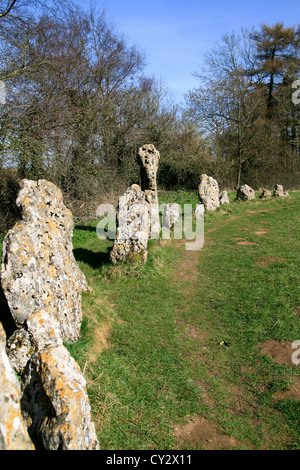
[171,227,246,449]
[171,210,299,450]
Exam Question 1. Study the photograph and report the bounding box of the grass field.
[7,189,296,450]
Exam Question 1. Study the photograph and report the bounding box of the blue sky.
[77,0,299,104]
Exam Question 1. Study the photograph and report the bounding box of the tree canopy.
[0,2,299,231]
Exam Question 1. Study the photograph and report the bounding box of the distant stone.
[236,184,255,201]
[273,184,289,197]
[21,344,100,450]
[0,322,34,450]
[198,174,220,211]
[110,184,151,264]
[1,179,88,343]
[219,190,230,205]
[162,203,181,229]
[259,188,272,199]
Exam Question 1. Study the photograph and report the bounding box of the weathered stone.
[259,188,272,199]
[219,190,230,205]
[138,144,160,234]
[236,184,255,201]
[162,203,181,229]
[6,328,36,375]
[1,179,88,343]
[0,179,99,451]
[21,344,100,450]
[273,184,289,197]
[6,308,63,376]
[27,308,63,351]
[198,174,220,211]
[0,322,34,450]
[110,184,151,264]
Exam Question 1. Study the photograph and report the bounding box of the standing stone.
[138,144,160,234]
[219,190,230,205]
[273,184,289,197]
[16,305,100,450]
[236,184,255,201]
[110,184,151,264]
[21,344,99,450]
[259,188,272,198]
[1,179,88,343]
[0,179,100,451]
[198,174,220,211]
[162,203,181,229]
[0,323,34,450]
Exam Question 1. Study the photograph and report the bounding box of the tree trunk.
[236,161,242,189]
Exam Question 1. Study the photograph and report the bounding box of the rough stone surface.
[6,308,64,377]
[0,179,100,450]
[0,322,34,450]
[198,174,220,211]
[273,184,289,197]
[236,184,255,201]
[21,344,99,450]
[26,308,63,351]
[138,144,160,234]
[162,203,181,229]
[110,184,151,264]
[259,188,272,199]
[6,328,36,376]
[219,190,230,205]
[1,179,88,343]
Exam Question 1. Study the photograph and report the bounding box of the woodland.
[0,0,299,231]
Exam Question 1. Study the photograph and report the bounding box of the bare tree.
[0,1,17,18]
[0,3,180,216]
[186,30,269,188]
[186,25,300,188]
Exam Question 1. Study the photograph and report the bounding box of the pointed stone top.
[138,144,160,167]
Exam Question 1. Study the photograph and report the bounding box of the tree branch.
[0,0,18,18]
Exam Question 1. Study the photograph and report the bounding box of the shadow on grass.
[73,246,112,269]
[74,224,96,232]
[75,224,116,240]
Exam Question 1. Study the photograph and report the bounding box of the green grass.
[171,192,300,449]
[68,190,300,450]
[71,229,204,449]
[2,189,299,449]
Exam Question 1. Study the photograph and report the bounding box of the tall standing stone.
[1,179,88,343]
[0,179,100,450]
[138,144,160,234]
[110,184,151,264]
[198,174,220,211]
